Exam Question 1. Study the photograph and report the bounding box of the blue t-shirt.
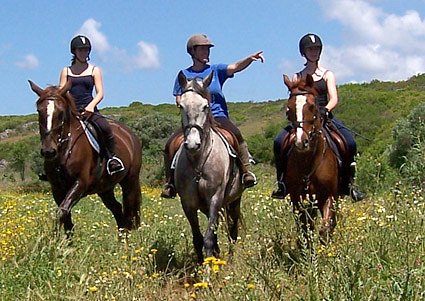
[173,64,233,118]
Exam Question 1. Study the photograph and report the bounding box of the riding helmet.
[70,35,92,54]
[299,33,323,56]
[186,34,214,55]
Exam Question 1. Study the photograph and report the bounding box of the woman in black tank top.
[58,35,125,175]
[272,33,365,201]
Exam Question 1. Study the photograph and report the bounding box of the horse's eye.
[203,104,209,111]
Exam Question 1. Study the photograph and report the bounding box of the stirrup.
[160,183,176,199]
[350,185,365,202]
[107,156,125,175]
[38,173,48,181]
[242,171,257,188]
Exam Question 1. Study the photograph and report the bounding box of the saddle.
[280,123,349,168]
[167,127,240,166]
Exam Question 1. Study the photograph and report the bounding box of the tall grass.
[1,165,424,300]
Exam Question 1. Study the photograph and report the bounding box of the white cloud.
[76,18,160,71]
[16,54,39,69]
[132,41,160,69]
[317,0,425,82]
[77,18,110,54]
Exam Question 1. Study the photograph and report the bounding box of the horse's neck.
[293,132,326,167]
[60,113,84,156]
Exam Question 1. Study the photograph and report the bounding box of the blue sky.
[1,0,425,116]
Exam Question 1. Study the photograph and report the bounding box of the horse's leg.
[57,180,88,237]
[204,197,223,259]
[98,190,126,229]
[120,173,142,229]
[318,196,336,242]
[182,204,204,263]
[226,198,241,243]
[292,196,314,248]
[52,189,74,237]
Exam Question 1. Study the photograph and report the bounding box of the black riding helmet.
[70,35,92,55]
[299,33,323,56]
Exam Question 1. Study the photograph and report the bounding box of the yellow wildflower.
[88,286,98,292]
[193,282,209,288]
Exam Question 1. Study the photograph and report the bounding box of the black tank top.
[313,77,328,107]
[67,66,95,111]
[297,71,328,107]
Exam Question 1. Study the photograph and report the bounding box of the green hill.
[1,74,425,190]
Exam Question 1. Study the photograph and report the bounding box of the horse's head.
[283,74,321,151]
[177,71,214,153]
[29,80,76,160]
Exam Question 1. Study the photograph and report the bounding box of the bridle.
[179,86,214,182]
[289,90,321,141]
[38,96,83,160]
[180,87,211,143]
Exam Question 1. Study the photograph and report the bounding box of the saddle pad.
[80,120,100,153]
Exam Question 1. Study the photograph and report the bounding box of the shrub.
[389,102,425,187]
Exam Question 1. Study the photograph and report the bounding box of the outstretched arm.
[227,51,264,76]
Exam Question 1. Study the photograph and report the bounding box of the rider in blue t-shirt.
[161,34,264,198]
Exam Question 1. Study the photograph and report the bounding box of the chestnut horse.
[282,74,339,241]
[29,80,142,236]
[174,71,244,263]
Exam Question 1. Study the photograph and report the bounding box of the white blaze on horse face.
[46,100,55,132]
[295,95,307,144]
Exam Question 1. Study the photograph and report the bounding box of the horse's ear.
[59,80,72,97]
[28,80,44,96]
[203,71,214,88]
[305,74,314,88]
[178,71,187,89]
[283,74,292,89]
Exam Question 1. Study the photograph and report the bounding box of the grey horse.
[174,71,244,263]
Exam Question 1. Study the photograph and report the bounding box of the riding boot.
[271,180,287,199]
[105,136,125,175]
[348,162,365,202]
[271,144,288,199]
[239,141,257,188]
[160,146,177,199]
[271,163,288,199]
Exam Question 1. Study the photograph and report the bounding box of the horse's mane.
[186,79,218,129]
[36,85,78,115]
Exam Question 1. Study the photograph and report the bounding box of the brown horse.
[282,74,339,241]
[174,71,244,263]
[29,80,142,236]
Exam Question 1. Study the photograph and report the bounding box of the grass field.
[1,165,424,300]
